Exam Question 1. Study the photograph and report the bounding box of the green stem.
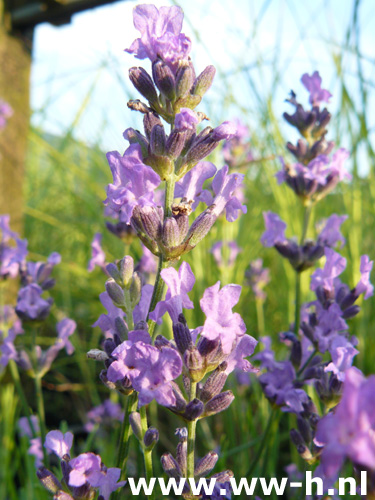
[296,348,318,379]
[34,374,48,466]
[187,382,197,480]
[246,408,276,476]
[140,405,155,500]
[116,393,138,474]
[255,298,265,336]
[164,175,176,218]
[147,256,168,340]
[123,289,134,331]
[8,360,37,438]
[294,204,313,336]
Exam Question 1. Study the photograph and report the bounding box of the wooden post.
[0,1,32,234]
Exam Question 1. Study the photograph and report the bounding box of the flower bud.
[174,213,190,242]
[105,279,126,307]
[161,453,182,478]
[152,58,176,100]
[192,65,216,97]
[170,381,187,413]
[127,99,150,114]
[184,346,205,382]
[162,217,181,248]
[139,206,163,241]
[166,129,187,159]
[120,256,134,288]
[87,348,109,361]
[106,263,122,285]
[150,124,167,156]
[200,366,228,403]
[204,391,234,417]
[143,112,163,140]
[144,427,159,449]
[175,428,187,476]
[130,272,142,308]
[36,467,63,494]
[173,321,192,354]
[194,452,218,478]
[129,67,159,105]
[290,429,313,461]
[129,412,143,441]
[176,64,195,98]
[297,416,312,444]
[186,209,216,248]
[184,398,204,420]
[123,128,149,156]
[54,492,75,500]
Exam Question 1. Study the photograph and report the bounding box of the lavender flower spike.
[301,71,332,107]
[210,165,247,222]
[317,214,348,248]
[126,4,191,68]
[310,247,346,293]
[88,233,106,272]
[200,281,246,353]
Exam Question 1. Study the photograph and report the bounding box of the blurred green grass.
[1,0,375,498]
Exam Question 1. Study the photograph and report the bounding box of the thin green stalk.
[113,393,138,500]
[123,289,134,331]
[246,408,276,476]
[140,405,155,500]
[187,382,197,480]
[294,204,313,336]
[34,374,48,466]
[255,298,265,336]
[164,175,176,218]
[296,348,318,379]
[8,360,37,438]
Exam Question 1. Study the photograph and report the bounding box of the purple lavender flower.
[0,215,28,278]
[355,255,374,300]
[301,71,332,107]
[85,400,123,432]
[149,261,195,323]
[175,161,217,210]
[200,281,246,353]
[245,258,270,300]
[136,244,158,275]
[174,108,199,131]
[211,122,237,141]
[88,233,106,272]
[15,283,52,321]
[94,467,126,500]
[211,241,241,268]
[56,318,76,355]
[45,430,74,458]
[317,214,348,248]
[224,335,258,375]
[18,416,40,438]
[0,99,13,129]
[261,212,287,247]
[125,4,191,69]
[68,452,102,487]
[315,367,375,478]
[210,166,247,222]
[105,144,160,224]
[310,248,346,294]
[325,336,359,381]
[222,118,253,168]
[28,437,44,467]
[107,341,182,407]
[93,292,126,338]
[0,311,23,367]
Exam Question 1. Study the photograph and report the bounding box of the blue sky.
[31,0,375,164]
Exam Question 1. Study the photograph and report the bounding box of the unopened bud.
[297,416,312,444]
[37,467,62,494]
[161,453,182,478]
[139,206,163,241]
[192,65,216,97]
[120,256,134,287]
[166,129,187,159]
[184,398,204,420]
[186,209,216,248]
[130,272,142,308]
[129,67,158,105]
[114,317,128,339]
[106,263,122,285]
[144,427,159,449]
[143,112,163,140]
[105,279,126,307]
[129,412,143,441]
[176,64,195,98]
[173,322,192,354]
[194,452,219,478]
[184,346,204,382]
[200,367,228,403]
[162,217,181,248]
[152,59,176,100]
[150,124,167,156]
[204,391,234,417]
